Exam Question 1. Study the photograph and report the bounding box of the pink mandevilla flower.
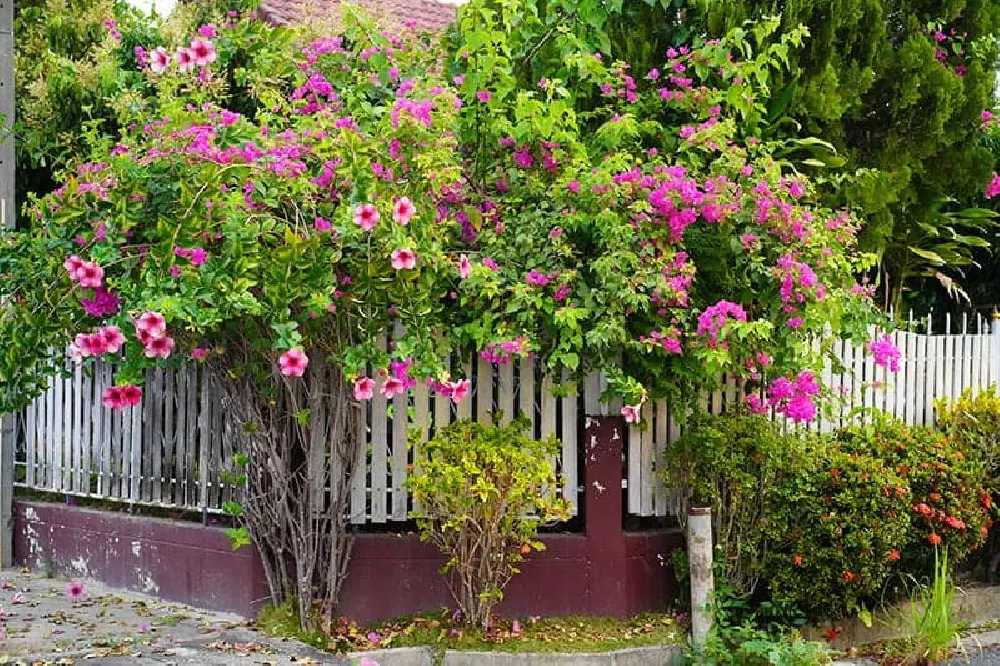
[76,262,104,288]
[66,582,86,599]
[392,197,416,225]
[136,311,167,339]
[279,348,309,377]
[189,38,217,67]
[380,376,406,399]
[457,253,471,279]
[391,248,417,270]
[175,47,195,72]
[354,376,375,401]
[354,204,380,231]
[144,335,176,359]
[622,405,642,424]
[449,379,470,403]
[150,47,170,73]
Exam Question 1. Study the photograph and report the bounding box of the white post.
[687,506,714,650]
[992,311,1000,389]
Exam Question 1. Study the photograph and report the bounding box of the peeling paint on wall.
[70,556,90,577]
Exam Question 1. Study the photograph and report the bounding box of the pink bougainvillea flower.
[476,90,492,103]
[189,38,217,67]
[380,376,406,399]
[449,379,470,404]
[392,197,416,225]
[190,348,209,360]
[66,582,85,599]
[149,47,170,73]
[867,335,901,372]
[354,203,380,232]
[143,335,176,359]
[986,173,1000,200]
[622,405,641,424]
[80,287,121,317]
[189,247,207,266]
[353,376,375,401]
[457,253,471,279]
[76,262,104,288]
[391,248,417,270]
[278,348,309,377]
[136,311,167,339]
[314,216,332,232]
[175,47,195,72]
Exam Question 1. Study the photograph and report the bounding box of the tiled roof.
[257,0,459,32]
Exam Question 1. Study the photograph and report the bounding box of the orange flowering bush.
[833,417,993,575]
[764,442,910,621]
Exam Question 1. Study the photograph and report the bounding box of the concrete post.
[687,506,714,650]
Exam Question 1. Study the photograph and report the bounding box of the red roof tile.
[257,0,459,32]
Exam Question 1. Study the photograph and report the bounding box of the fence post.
[992,311,1000,388]
[0,0,14,568]
[583,414,627,616]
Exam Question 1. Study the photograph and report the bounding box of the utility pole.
[0,0,16,568]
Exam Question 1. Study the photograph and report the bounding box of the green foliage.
[903,548,959,664]
[764,437,911,621]
[936,385,1000,482]
[662,410,808,594]
[693,578,832,665]
[408,418,570,627]
[701,0,1000,312]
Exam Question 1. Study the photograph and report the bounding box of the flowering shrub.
[764,417,991,621]
[764,440,911,621]
[833,417,993,573]
[1,0,895,625]
[936,386,1000,483]
[407,418,570,627]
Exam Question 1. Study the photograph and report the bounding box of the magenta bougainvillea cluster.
[2,1,895,426]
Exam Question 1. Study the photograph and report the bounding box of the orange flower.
[841,571,856,582]
[792,554,803,567]
[928,532,942,546]
[830,468,841,479]
[520,544,532,555]
[888,549,901,562]
[928,492,942,503]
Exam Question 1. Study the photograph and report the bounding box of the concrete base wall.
[13,416,683,623]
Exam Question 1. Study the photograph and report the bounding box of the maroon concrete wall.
[14,415,683,623]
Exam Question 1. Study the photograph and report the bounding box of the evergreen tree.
[703,0,1000,312]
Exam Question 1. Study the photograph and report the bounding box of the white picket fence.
[626,314,1000,518]
[15,355,585,522]
[14,314,1000,523]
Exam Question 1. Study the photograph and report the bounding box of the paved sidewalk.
[0,569,345,665]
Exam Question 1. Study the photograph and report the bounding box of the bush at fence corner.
[406,417,571,627]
